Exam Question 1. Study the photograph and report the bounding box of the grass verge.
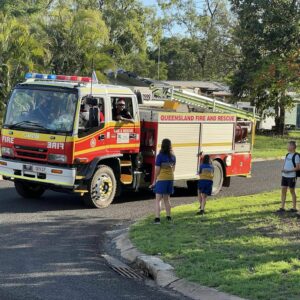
[253,134,300,159]
[130,191,300,300]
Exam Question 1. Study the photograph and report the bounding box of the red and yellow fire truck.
[0,73,255,208]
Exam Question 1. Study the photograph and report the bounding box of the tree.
[230,0,300,134]
[157,0,238,80]
[100,0,163,76]
[0,13,45,102]
[38,7,113,79]
[0,0,55,16]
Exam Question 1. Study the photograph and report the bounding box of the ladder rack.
[151,86,258,120]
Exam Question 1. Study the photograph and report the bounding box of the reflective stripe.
[74,143,139,156]
[1,129,74,143]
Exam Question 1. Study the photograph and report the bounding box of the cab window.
[111,97,135,122]
[78,97,105,138]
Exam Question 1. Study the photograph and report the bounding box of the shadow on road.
[0,214,163,300]
[0,185,193,214]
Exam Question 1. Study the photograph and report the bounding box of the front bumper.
[0,158,76,187]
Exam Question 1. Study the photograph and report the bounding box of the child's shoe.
[153,218,161,224]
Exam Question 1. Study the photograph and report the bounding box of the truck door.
[107,96,140,155]
[74,97,107,162]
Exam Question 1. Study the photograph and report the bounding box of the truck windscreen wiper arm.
[9,121,47,130]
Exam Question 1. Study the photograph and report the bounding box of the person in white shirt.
[278,141,300,213]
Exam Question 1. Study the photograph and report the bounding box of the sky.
[141,0,183,36]
[142,0,159,7]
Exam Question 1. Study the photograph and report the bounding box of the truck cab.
[0,73,141,208]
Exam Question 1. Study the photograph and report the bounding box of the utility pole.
[157,42,161,81]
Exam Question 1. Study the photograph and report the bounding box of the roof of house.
[162,81,230,92]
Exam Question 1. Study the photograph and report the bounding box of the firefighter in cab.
[113,98,134,123]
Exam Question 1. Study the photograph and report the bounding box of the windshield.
[4,88,78,134]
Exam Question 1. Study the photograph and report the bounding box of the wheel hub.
[93,175,113,201]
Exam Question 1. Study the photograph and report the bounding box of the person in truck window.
[79,101,104,128]
[98,100,104,122]
[28,94,49,122]
[112,98,134,123]
[79,103,89,128]
[150,138,176,224]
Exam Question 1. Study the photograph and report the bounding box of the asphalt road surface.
[0,160,282,300]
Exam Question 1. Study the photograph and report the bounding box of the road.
[0,160,282,300]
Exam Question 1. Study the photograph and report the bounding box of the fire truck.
[0,73,256,208]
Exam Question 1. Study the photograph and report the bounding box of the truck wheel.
[84,165,117,208]
[212,160,224,195]
[187,180,198,195]
[14,181,45,199]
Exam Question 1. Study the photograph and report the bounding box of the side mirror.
[88,107,100,128]
[86,96,99,106]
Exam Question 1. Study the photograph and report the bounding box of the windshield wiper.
[9,121,47,130]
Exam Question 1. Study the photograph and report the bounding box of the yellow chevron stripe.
[74,143,140,156]
[158,142,233,148]
[74,122,140,143]
[1,129,74,143]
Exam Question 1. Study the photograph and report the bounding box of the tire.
[212,160,224,195]
[187,180,198,195]
[14,181,45,199]
[84,165,117,208]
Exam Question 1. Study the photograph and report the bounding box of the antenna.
[90,59,94,96]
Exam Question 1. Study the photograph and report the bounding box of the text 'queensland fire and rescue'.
[160,114,236,122]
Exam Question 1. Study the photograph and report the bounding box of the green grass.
[130,191,300,300]
[288,131,300,139]
[253,134,300,159]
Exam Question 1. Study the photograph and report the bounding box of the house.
[162,81,232,102]
[237,92,300,130]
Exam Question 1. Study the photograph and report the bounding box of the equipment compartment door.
[156,123,200,180]
[201,123,234,153]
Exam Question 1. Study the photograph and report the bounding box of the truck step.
[120,160,132,167]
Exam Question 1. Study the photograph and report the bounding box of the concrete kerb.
[112,230,246,300]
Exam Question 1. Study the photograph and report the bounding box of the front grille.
[15,145,47,153]
[16,151,47,159]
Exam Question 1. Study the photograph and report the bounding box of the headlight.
[48,154,67,163]
[1,147,14,157]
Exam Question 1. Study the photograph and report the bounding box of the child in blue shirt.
[197,154,214,215]
[150,138,176,224]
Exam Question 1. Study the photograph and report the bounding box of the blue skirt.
[154,180,174,195]
[198,180,213,196]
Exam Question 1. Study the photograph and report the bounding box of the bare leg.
[198,190,202,208]
[290,188,297,210]
[163,194,171,217]
[155,194,163,218]
[281,187,288,209]
[201,193,207,211]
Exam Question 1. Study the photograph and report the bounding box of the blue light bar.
[47,74,56,80]
[35,74,44,79]
[25,73,57,80]
[25,73,33,79]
